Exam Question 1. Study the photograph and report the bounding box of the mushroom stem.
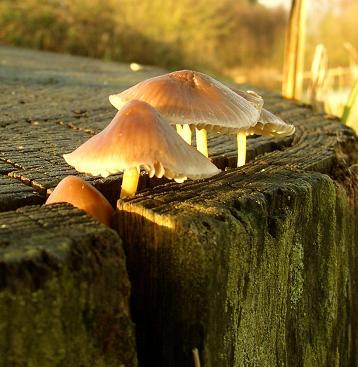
[236,131,247,167]
[120,167,140,198]
[192,348,201,367]
[176,124,183,136]
[182,124,192,145]
[195,128,208,157]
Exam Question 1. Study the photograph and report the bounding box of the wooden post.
[1,46,357,367]
[0,204,137,366]
[282,0,306,100]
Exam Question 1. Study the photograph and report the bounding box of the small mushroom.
[248,108,296,136]
[63,100,220,199]
[236,90,296,137]
[109,70,260,165]
[233,90,264,166]
[45,175,114,226]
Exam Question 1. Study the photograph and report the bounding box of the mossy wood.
[0,204,137,367]
[0,46,357,366]
[115,114,357,366]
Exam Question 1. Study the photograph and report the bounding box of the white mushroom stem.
[236,131,247,167]
[120,167,140,198]
[195,128,208,157]
[192,348,201,367]
[176,124,183,136]
[182,124,192,145]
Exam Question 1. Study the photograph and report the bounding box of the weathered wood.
[0,204,137,367]
[0,46,301,209]
[0,175,43,212]
[114,108,357,365]
[0,46,357,367]
[0,46,167,209]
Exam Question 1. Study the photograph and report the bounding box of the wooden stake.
[282,0,306,100]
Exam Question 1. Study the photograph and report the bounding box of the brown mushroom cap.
[109,70,260,134]
[45,176,114,226]
[236,90,295,137]
[63,100,220,182]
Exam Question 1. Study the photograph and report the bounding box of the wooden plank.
[0,204,137,367]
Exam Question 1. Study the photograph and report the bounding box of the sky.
[258,0,291,9]
[258,0,340,21]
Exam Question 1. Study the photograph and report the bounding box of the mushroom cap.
[109,70,260,134]
[45,176,114,226]
[249,108,296,136]
[63,100,220,182]
[235,90,264,111]
[236,90,295,137]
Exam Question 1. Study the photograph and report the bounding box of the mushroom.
[236,90,296,137]
[45,175,114,226]
[248,108,296,136]
[63,100,220,199]
[109,70,261,165]
[231,90,264,166]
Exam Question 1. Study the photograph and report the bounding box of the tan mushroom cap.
[63,100,220,183]
[109,70,261,134]
[236,90,295,137]
[248,108,296,136]
[45,176,114,226]
[235,90,264,111]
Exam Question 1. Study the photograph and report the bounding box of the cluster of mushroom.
[46,70,295,225]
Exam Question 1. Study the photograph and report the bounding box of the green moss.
[117,171,356,367]
[0,205,137,367]
[289,238,304,309]
[0,270,109,367]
